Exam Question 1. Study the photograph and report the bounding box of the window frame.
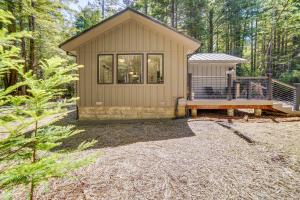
[97,54,114,84]
[116,53,144,84]
[147,53,164,84]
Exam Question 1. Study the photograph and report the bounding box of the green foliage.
[0,9,27,78]
[0,56,97,192]
[75,3,102,33]
[0,9,97,199]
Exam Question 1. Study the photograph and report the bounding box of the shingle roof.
[189,53,247,63]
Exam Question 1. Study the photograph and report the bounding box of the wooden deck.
[186,99,273,110]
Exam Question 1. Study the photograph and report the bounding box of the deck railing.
[189,75,269,100]
[272,79,299,110]
[188,73,300,111]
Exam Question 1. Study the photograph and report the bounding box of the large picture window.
[117,54,143,84]
[147,54,164,84]
[97,54,113,84]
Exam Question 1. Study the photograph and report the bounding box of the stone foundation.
[79,106,176,120]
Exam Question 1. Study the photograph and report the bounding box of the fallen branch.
[216,122,256,144]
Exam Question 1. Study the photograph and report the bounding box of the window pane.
[98,55,113,84]
[147,54,163,84]
[117,54,143,84]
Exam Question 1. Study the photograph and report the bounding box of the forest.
[1,0,300,89]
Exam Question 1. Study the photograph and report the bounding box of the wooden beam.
[187,105,273,110]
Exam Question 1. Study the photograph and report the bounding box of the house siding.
[188,63,236,77]
[76,19,194,117]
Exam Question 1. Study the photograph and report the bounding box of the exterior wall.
[188,63,236,77]
[76,19,195,119]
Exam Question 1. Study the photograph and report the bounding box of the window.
[98,54,113,84]
[117,54,143,84]
[147,54,164,84]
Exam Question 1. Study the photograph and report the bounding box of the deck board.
[187,99,273,110]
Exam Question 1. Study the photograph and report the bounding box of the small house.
[60,8,200,119]
[60,8,300,119]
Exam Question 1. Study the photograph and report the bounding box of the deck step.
[272,102,300,115]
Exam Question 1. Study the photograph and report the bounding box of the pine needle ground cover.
[3,114,299,200]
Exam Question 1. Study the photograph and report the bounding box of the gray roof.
[189,53,247,63]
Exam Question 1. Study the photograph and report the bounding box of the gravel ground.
[230,121,300,162]
[3,112,300,199]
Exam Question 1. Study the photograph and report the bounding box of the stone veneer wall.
[78,106,177,120]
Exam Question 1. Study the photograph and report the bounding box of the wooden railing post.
[227,73,232,100]
[294,83,300,111]
[247,80,252,99]
[267,73,273,100]
[234,80,240,99]
[188,73,192,100]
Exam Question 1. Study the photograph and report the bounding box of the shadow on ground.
[56,118,195,150]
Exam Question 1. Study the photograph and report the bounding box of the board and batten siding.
[76,19,194,108]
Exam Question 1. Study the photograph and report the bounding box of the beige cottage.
[60,8,200,119]
[60,8,300,118]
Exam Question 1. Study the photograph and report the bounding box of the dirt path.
[23,119,299,200]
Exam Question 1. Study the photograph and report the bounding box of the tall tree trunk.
[28,0,36,72]
[262,32,266,70]
[240,18,247,57]
[281,29,285,55]
[19,1,27,94]
[144,0,148,15]
[6,0,18,89]
[250,18,254,73]
[174,1,177,28]
[208,8,214,52]
[170,0,176,28]
[101,0,105,18]
[226,23,230,53]
[267,27,274,75]
[216,30,219,52]
[277,31,281,56]
[253,17,258,73]
[273,27,276,58]
[284,29,288,55]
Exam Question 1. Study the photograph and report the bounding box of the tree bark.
[19,1,27,95]
[253,17,258,73]
[250,18,254,73]
[144,0,148,15]
[262,32,266,70]
[170,0,176,28]
[6,0,18,89]
[284,29,288,55]
[28,0,36,72]
[208,8,214,52]
[101,0,105,18]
